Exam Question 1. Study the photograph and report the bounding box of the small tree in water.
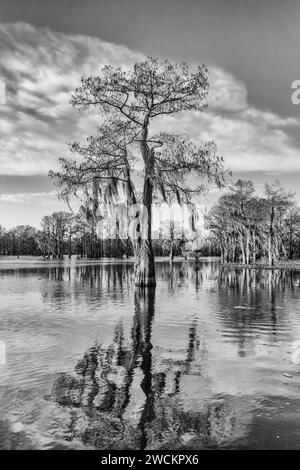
[50,57,225,286]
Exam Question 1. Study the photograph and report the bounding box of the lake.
[1,256,300,449]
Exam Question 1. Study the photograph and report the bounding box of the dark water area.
[1,256,300,449]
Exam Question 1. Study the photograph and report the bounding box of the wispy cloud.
[0,191,63,205]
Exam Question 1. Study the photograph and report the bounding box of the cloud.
[0,21,299,184]
[208,66,248,111]
[201,108,300,173]
[0,22,142,175]
[156,107,300,173]
[0,191,62,205]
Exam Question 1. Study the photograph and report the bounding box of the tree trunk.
[169,243,174,261]
[289,224,293,259]
[134,176,156,286]
[169,215,174,261]
[268,234,272,266]
[240,234,246,264]
[268,207,274,266]
[69,228,72,258]
[252,231,256,264]
[246,228,250,265]
[134,117,156,287]
[220,246,224,263]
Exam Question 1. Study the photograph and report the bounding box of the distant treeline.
[0,212,185,259]
[3,178,297,264]
[207,179,300,265]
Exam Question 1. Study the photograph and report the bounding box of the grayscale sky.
[0,0,300,227]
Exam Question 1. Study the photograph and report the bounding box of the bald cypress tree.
[51,58,225,286]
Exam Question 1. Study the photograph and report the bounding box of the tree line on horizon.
[0,210,188,259]
[1,179,299,264]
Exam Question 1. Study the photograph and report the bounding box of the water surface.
[1,257,300,449]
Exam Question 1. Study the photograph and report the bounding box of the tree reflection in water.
[216,267,300,357]
[50,285,236,450]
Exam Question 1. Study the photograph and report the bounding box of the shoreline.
[220,261,300,270]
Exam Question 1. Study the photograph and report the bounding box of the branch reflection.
[51,285,236,450]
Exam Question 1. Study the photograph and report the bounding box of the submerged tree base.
[135,278,156,287]
[134,268,156,287]
[134,242,156,287]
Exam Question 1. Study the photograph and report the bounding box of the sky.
[0,0,300,228]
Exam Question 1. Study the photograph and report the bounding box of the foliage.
[207,179,297,265]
